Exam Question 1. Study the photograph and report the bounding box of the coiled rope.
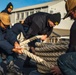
[20,35,69,74]
[35,42,69,73]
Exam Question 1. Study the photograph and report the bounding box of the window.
[30,11,34,15]
[36,10,40,13]
[21,12,24,19]
[16,13,19,20]
[26,12,29,17]
[50,10,53,14]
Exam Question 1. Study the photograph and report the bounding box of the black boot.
[23,56,31,68]
[6,61,24,75]
[23,56,36,68]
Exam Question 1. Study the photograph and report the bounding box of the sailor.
[58,0,76,75]
[1,2,13,14]
[0,12,23,75]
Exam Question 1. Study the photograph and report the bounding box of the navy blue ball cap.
[48,13,61,25]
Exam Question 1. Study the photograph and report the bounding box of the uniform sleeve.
[0,31,13,54]
[24,22,40,39]
[40,27,53,37]
[5,29,18,45]
[11,23,26,41]
[46,27,53,37]
[23,16,32,27]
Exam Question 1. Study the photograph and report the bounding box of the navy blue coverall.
[0,26,17,64]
